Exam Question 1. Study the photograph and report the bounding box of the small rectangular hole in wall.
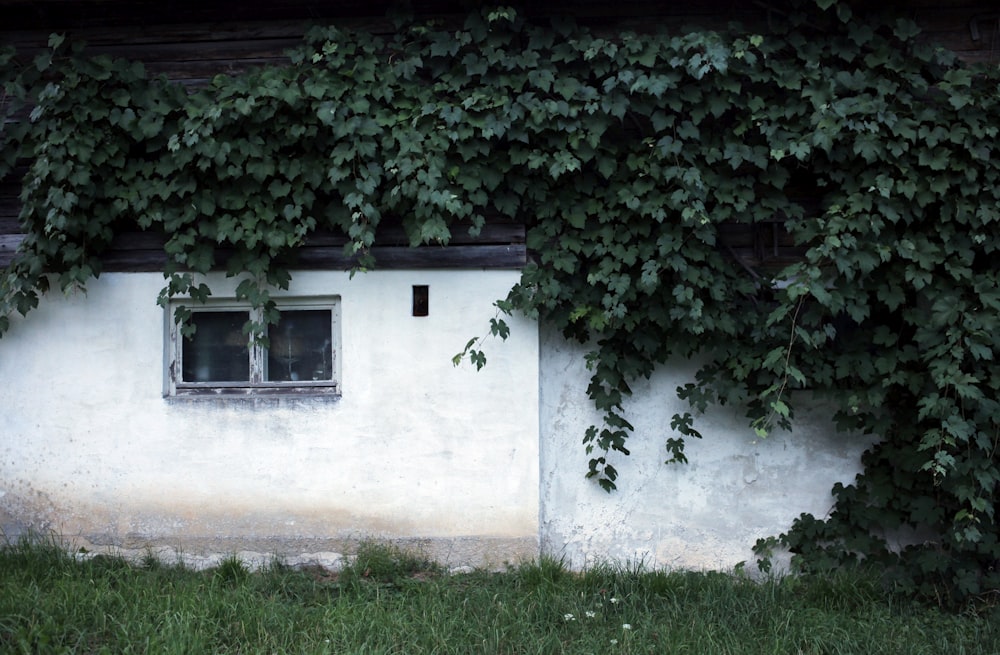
[412,285,429,316]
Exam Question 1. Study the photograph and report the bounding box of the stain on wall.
[538,323,877,572]
[0,270,539,569]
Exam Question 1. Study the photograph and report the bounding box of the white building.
[0,263,869,571]
[0,1,887,572]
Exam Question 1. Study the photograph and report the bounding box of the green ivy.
[2,0,999,604]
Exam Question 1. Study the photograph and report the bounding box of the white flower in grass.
[563,613,576,622]
[609,597,620,604]
[610,639,619,645]
[622,623,632,630]
[585,610,596,618]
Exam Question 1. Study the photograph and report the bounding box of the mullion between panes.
[249,308,267,384]
[249,341,266,384]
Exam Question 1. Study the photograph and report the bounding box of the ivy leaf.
[893,19,921,41]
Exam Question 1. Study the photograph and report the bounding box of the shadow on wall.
[537,323,876,572]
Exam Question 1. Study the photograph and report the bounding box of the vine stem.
[755,292,807,436]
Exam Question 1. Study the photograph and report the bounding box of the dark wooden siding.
[0,12,531,269]
[0,1,996,273]
[0,222,527,271]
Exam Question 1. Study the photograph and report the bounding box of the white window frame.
[164,296,341,398]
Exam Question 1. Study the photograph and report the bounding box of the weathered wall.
[1,270,881,573]
[0,270,538,569]
[539,324,876,572]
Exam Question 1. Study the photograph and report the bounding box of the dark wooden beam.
[0,220,528,270]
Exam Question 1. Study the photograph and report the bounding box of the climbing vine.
[2,0,999,603]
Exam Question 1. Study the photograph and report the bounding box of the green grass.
[1,535,997,654]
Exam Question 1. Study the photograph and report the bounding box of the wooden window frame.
[164,296,341,398]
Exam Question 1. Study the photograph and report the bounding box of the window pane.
[182,311,250,382]
[267,310,333,382]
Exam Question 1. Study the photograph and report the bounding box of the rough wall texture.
[0,270,538,569]
[539,324,876,572]
[1,271,880,572]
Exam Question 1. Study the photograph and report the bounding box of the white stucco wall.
[0,270,538,569]
[539,324,876,572]
[2,270,879,573]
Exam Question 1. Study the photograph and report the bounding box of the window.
[165,297,341,397]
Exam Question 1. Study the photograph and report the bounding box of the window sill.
[164,387,342,407]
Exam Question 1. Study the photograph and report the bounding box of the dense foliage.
[2,0,999,603]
